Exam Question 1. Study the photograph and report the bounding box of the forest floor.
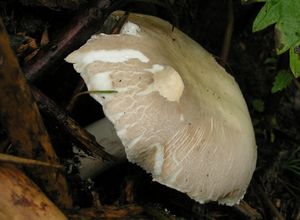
[1,0,300,219]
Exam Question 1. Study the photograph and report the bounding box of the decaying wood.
[67,204,144,219]
[0,18,72,208]
[23,0,113,82]
[0,165,67,220]
[31,86,115,160]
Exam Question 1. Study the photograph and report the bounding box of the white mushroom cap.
[65,11,257,205]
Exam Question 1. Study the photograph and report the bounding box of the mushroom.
[65,11,257,205]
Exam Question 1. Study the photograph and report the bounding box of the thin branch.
[66,80,86,112]
[23,0,113,82]
[31,86,115,161]
[23,0,177,83]
[257,183,285,220]
[0,153,63,169]
[234,200,262,220]
[221,0,234,64]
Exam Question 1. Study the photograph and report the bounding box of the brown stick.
[0,18,72,208]
[221,0,234,65]
[66,80,86,112]
[234,200,262,220]
[23,0,113,82]
[31,86,115,160]
[0,153,63,169]
[257,184,285,220]
[23,0,175,83]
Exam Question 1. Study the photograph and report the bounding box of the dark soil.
[1,0,300,219]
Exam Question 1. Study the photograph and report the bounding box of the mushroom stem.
[76,118,126,179]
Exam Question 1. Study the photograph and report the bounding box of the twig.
[256,183,285,220]
[23,0,113,82]
[67,89,117,112]
[233,200,262,220]
[221,0,234,65]
[73,90,118,98]
[277,178,300,199]
[0,153,63,169]
[66,80,86,112]
[110,11,129,34]
[23,0,177,83]
[31,86,115,161]
[0,18,72,208]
